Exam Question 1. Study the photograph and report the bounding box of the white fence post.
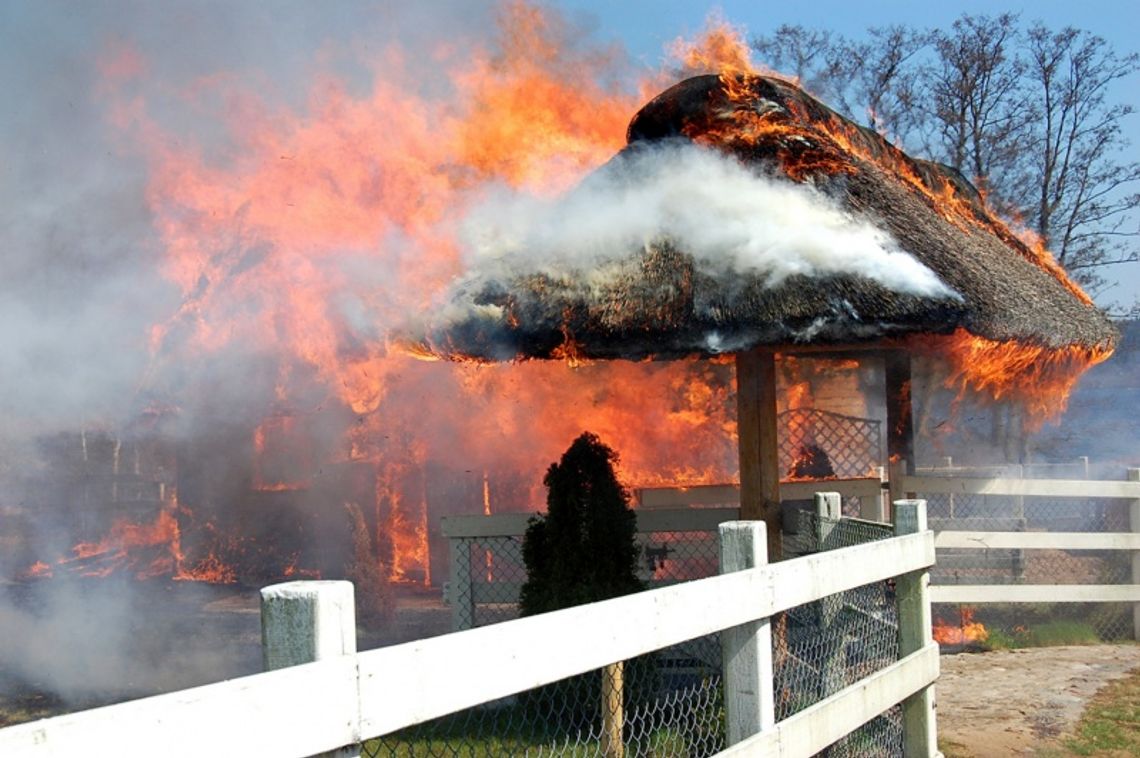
[449,537,476,631]
[815,491,842,548]
[1129,468,1140,641]
[893,500,937,757]
[719,521,775,746]
[815,493,844,694]
[261,580,360,758]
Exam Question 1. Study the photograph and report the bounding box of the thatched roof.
[425,74,1116,361]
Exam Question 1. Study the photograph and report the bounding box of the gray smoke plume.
[459,141,958,299]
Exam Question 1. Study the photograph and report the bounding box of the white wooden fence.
[902,468,1140,636]
[0,502,939,758]
[444,469,1140,637]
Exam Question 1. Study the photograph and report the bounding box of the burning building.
[422,72,1116,552]
[4,11,1115,607]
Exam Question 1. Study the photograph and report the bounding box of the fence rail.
[905,469,1140,635]
[447,469,1140,632]
[0,506,938,758]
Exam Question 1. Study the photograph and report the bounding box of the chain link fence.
[367,509,906,757]
[919,465,1134,643]
[779,512,903,757]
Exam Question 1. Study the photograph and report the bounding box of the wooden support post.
[1129,468,1140,641]
[815,493,844,695]
[449,537,475,631]
[719,521,775,746]
[815,491,842,549]
[736,349,782,560]
[865,467,887,523]
[261,580,360,758]
[885,351,916,515]
[893,500,938,757]
[601,662,625,758]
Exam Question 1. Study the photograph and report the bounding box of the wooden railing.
[444,468,1140,638]
[0,503,939,758]
[901,468,1140,636]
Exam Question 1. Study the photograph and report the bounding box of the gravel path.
[936,644,1140,756]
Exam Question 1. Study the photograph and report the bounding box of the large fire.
[13,6,1108,589]
[673,28,1111,429]
[29,504,237,584]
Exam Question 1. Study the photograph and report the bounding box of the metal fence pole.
[261,580,360,758]
[1129,468,1140,641]
[893,500,937,757]
[718,521,775,746]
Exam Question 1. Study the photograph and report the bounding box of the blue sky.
[564,1,1140,70]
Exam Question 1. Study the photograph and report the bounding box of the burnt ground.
[2,580,1138,757]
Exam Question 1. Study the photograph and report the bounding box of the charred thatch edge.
[419,74,1117,362]
[423,270,970,363]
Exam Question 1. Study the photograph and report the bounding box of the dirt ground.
[936,644,1140,756]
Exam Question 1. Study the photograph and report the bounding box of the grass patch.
[1064,666,1140,756]
[984,620,1101,650]
[364,727,691,757]
[937,738,973,758]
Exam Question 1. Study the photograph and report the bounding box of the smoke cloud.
[459,140,959,299]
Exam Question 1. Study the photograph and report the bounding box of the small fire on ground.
[933,606,988,646]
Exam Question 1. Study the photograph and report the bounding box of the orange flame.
[17,561,53,580]
[20,499,240,585]
[933,606,988,645]
[669,14,757,80]
[913,328,1113,430]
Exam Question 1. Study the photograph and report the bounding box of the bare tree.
[751,14,1139,303]
[849,25,928,141]
[1021,24,1140,293]
[921,14,1032,201]
[751,24,852,106]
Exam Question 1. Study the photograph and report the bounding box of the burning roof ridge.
[627,73,1094,307]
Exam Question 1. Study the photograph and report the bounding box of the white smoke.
[460,140,959,299]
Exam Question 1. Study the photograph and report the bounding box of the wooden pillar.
[815,493,844,695]
[1129,468,1140,641]
[449,536,475,631]
[885,351,916,514]
[601,662,625,758]
[894,500,938,757]
[261,580,360,758]
[719,521,775,745]
[736,348,782,560]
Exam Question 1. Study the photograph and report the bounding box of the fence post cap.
[261,579,355,601]
[893,499,928,534]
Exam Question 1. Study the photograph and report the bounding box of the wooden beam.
[899,475,1140,499]
[935,531,1140,550]
[894,500,938,756]
[885,350,916,509]
[735,348,782,559]
[930,584,1140,604]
